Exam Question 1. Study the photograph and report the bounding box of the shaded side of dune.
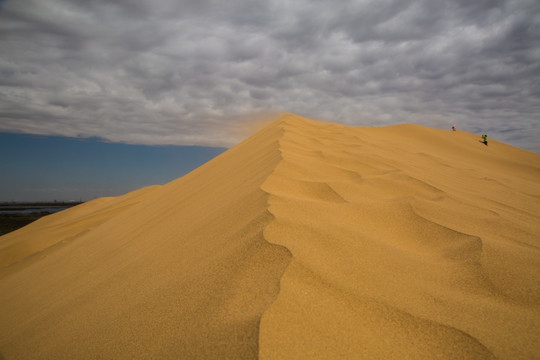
[259,115,540,359]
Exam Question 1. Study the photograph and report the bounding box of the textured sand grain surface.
[1,114,539,359]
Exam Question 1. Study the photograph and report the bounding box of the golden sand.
[1,114,539,359]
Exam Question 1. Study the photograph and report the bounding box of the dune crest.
[1,114,539,359]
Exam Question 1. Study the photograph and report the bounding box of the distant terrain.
[0,202,83,236]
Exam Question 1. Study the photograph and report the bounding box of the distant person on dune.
[482,134,488,146]
[452,125,456,131]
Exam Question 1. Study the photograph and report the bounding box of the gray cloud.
[0,0,539,151]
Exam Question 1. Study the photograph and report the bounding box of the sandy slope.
[1,114,539,359]
[0,186,162,268]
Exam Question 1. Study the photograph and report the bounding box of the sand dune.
[1,114,539,359]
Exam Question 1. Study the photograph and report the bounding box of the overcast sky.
[1,0,539,151]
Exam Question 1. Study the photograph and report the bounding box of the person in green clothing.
[482,134,488,146]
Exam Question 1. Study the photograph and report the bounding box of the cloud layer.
[1,0,539,150]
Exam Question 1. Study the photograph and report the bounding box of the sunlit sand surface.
[1,114,539,359]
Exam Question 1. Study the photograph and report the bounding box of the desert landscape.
[0,114,539,359]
